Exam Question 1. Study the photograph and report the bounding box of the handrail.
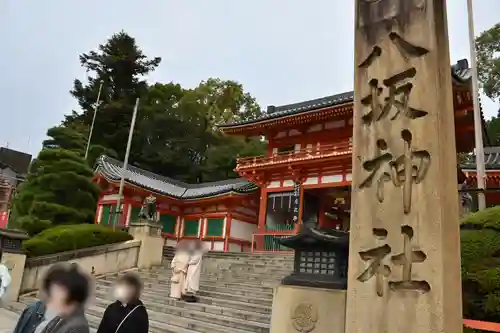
[236,142,352,170]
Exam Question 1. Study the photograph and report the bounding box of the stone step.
[133,274,276,293]
[91,288,271,323]
[93,282,271,315]
[95,282,273,307]
[153,267,290,279]
[161,255,293,266]
[93,295,270,330]
[163,249,293,261]
[19,297,260,333]
[109,270,282,288]
[99,278,274,299]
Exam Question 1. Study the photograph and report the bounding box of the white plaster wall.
[304,177,319,185]
[267,181,281,188]
[228,243,242,252]
[230,219,257,241]
[234,207,257,217]
[322,175,343,183]
[213,241,224,251]
[102,194,121,201]
[166,239,178,247]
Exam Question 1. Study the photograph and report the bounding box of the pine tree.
[64,31,161,161]
[10,127,100,235]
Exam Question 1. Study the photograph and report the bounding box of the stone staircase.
[7,248,294,333]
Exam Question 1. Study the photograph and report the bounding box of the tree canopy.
[63,31,266,183]
[10,127,100,235]
[476,22,500,102]
[476,22,500,147]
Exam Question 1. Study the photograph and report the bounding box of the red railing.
[464,319,500,332]
[251,231,295,253]
[236,142,352,170]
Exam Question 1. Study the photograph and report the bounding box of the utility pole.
[467,0,487,210]
[113,98,140,230]
[84,80,104,160]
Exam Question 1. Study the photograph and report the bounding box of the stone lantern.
[278,225,349,290]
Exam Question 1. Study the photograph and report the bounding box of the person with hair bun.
[97,272,149,333]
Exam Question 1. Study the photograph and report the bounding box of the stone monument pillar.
[0,229,29,304]
[346,1,463,332]
[129,220,164,269]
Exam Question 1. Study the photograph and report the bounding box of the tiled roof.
[220,59,472,128]
[95,155,258,199]
[0,147,32,175]
[461,147,500,170]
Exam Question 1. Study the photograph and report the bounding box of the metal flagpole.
[113,98,140,230]
[84,80,104,160]
[467,0,487,210]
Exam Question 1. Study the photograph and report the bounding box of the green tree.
[9,128,100,236]
[64,31,161,161]
[130,79,266,182]
[461,206,500,325]
[486,116,500,146]
[476,22,500,102]
[167,78,265,182]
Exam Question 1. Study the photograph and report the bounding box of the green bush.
[461,207,500,324]
[23,224,133,257]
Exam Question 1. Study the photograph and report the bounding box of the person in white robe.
[0,255,12,306]
[183,240,208,302]
[169,241,190,300]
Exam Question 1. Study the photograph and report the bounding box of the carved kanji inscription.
[361,67,428,125]
[358,226,430,297]
[360,130,431,214]
[357,228,392,297]
[389,225,431,293]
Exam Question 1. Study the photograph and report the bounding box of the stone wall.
[20,240,141,293]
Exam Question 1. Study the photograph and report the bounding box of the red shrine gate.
[219,59,488,252]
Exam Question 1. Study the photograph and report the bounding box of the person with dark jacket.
[35,263,90,333]
[12,300,45,333]
[12,262,64,333]
[97,273,149,333]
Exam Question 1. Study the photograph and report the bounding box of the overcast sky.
[1,0,499,156]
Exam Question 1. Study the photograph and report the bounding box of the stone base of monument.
[128,219,164,269]
[270,285,346,333]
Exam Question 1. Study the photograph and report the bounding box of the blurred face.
[113,282,135,303]
[46,284,75,316]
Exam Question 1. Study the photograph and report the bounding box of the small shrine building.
[94,59,495,252]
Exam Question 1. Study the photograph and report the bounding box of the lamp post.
[84,80,104,160]
[467,0,487,210]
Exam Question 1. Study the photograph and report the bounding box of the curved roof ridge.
[95,155,257,199]
[220,59,471,129]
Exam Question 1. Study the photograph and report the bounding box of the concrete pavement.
[0,308,18,333]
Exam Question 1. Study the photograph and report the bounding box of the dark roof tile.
[461,147,500,170]
[221,59,472,128]
[95,155,258,199]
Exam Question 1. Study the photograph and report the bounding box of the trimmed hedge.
[23,224,133,257]
[461,206,500,328]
